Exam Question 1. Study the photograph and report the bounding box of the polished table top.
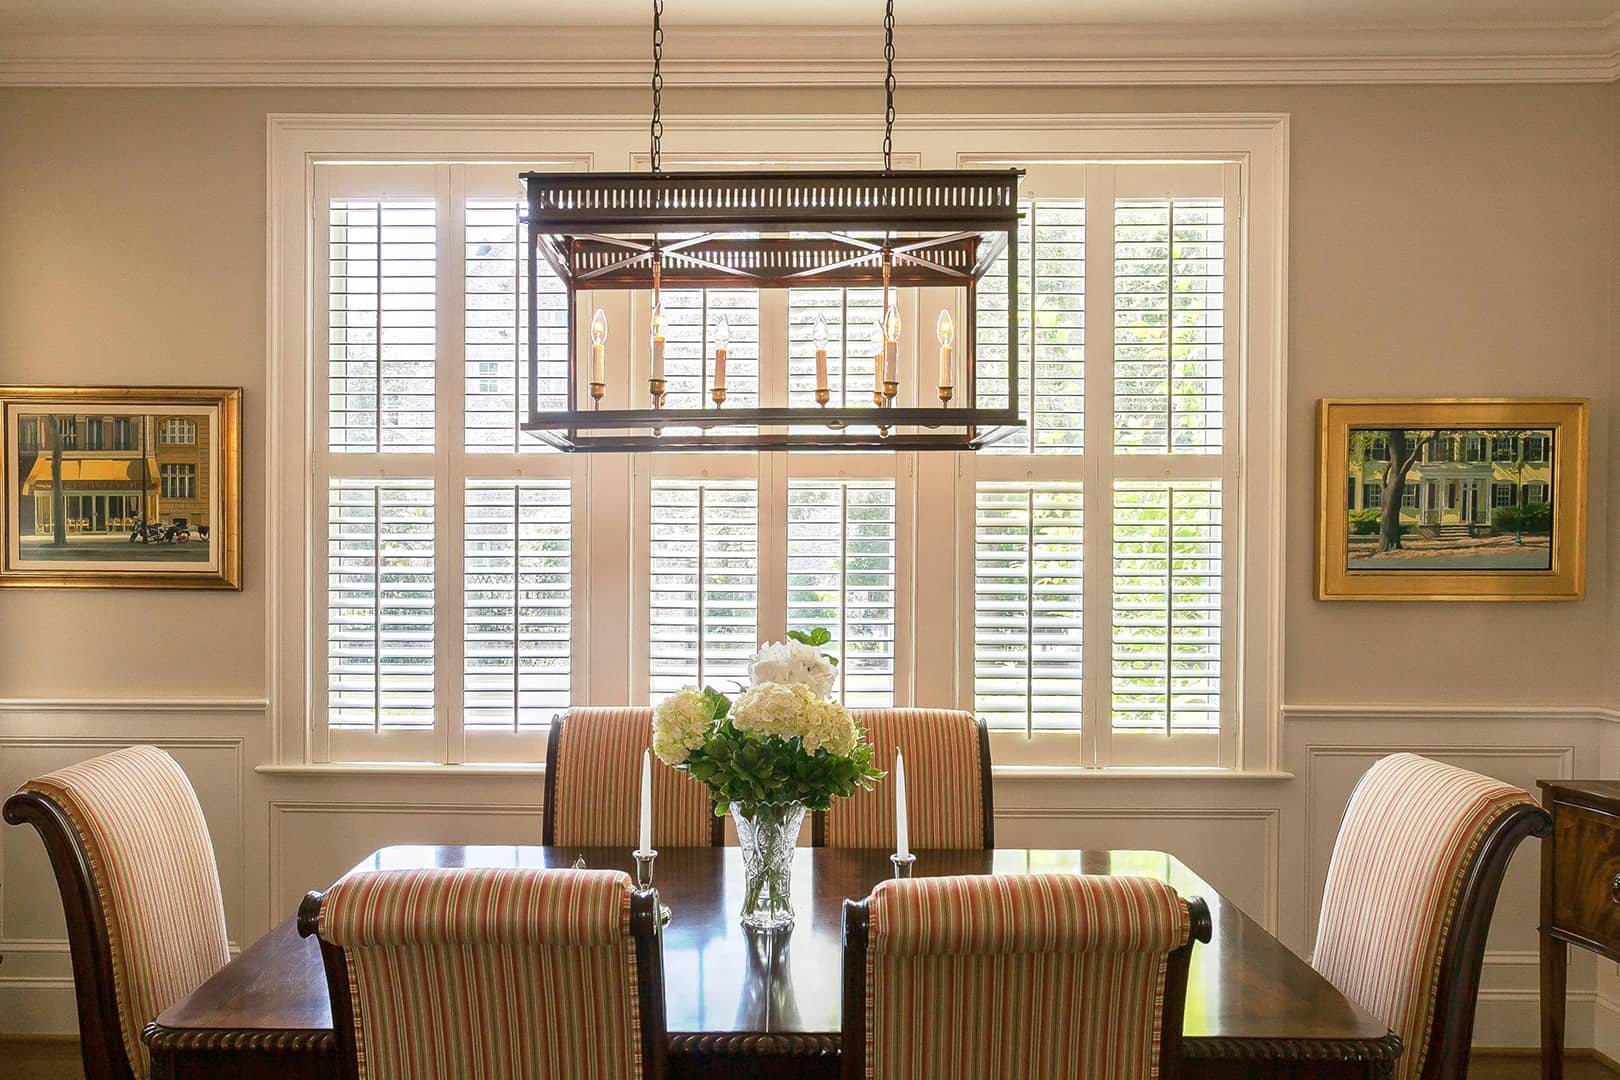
[152,846,1394,1057]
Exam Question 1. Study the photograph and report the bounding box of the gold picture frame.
[1316,398,1587,601]
[1,386,241,589]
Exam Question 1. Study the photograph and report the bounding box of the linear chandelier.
[519,0,1023,452]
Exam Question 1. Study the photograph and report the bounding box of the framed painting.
[1316,398,1587,601]
[1,386,241,589]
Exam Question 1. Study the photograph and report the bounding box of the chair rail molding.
[2,21,1619,87]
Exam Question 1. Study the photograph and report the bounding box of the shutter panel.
[328,199,436,453]
[1113,197,1225,455]
[657,289,761,411]
[787,288,887,408]
[1111,480,1222,735]
[976,199,1085,454]
[464,198,568,453]
[786,478,897,707]
[463,479,572,733]
[327,479,436,732]
[649,479,759,699]
[973,482,1084,734]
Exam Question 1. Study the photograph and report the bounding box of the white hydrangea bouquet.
[653,628,883,929]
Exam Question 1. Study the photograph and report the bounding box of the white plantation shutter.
[649,479,760,699]
[973,483,1083,734]
[658,289,761,411]
[786,288,887,408]
[326,479,436,734]
[328,199,436,453]
[786,478,897,707]
[463,198,568,453]
[976,199,1085,454]
[1110,480,1222,736]
[1113,198,1225,455]
[463,480,571,732]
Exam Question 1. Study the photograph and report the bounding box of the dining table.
[144,845,1400,1080]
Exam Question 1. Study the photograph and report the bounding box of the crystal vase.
[732,801,806,931]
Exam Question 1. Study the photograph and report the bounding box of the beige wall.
[0,82,1611,702]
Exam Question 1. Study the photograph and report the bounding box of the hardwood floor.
[0,1039,1613,1080]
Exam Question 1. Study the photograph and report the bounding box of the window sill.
[257,763,1293,782]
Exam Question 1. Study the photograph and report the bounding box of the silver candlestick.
[634,848,673,924]
[890,853,916,879]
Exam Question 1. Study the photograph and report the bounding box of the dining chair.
[842,873,1211,1079]
[543,706,722,847]
[3,745,230,1080]
[1311,752,1550,1080]
[299,865,668,1080]
[815,707,993,848]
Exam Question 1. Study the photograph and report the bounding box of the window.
[1525,434,1550,463]
[1525,481,1549,504]
[1367,436,1389,462]
[18,418,39,452]
[160,464,196,500]
[1493,435,1518,462]
[279,120,1281,773]
[113,418,135,451]
[1402,483,1420,510]
[1464,435,1486,462]
[1362,483,1382,509]
[56,417,77,449]
[85,419,104,451]
[160,418,196,445]
[1492,482,1516,509]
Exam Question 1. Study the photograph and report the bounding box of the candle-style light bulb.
[881,306,900,396]
[884,304,902,344]
[813,315,830,404]
[649,306,667,397]
[870,321,886,407]
[589,308,608,400]
[935,309,955,405]
[711,314,730,405]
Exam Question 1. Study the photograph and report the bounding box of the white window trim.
[268,112,1288,772]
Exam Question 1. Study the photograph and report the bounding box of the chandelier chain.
[882,0,896,171]
[651,0,664,172]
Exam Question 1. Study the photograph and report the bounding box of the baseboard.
[1473,988,1595,1050]
[0,978,78,1036]
[1595,988,1620,1067]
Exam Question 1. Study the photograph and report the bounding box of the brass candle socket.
[711,386,727,406]
[938,385,954,406]
[590,382,606,408]
[883,381,899,403]
[648,378,667,409]
[814,388,830,407]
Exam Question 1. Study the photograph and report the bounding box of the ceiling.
[0,0,1615,29]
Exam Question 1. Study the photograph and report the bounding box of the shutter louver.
[327,479,436,731]
[786,478,897,707]
[787,288,887,408]
[1111,480,1222,735]
[976,199,1084,454]
[464,198,568,453]
[1113,198,1225,455]
[658,289,760,412]
[463,479,571,732]
[973,482,1084,734]
[328,199,436,453]
[649,479,759,700]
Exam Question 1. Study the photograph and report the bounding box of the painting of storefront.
[1344,428,1554,570]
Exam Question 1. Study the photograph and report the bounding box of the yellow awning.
[22,458,160,495]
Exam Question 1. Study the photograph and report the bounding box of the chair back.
[817,708,992,848]
[300,866,668,1080]
[543,707,721,847]
[3,746,229,1080]
[1312,753,1550,1080]
[842,873,1209,1080]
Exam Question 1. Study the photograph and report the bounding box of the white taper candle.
[638,748,653,854]
[894,747,910,860]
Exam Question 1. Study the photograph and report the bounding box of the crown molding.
[2,21,1618,87]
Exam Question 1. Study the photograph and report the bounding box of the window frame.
[269,113,1287,774]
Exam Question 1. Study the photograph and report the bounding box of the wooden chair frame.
[814,714,995,848]
[4,789,138,1080]
[839,888,1213,1080]
[1414,800,1551,1080]
[542,711,725,847]
[298,879,670,1080]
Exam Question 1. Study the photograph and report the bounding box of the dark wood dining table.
[145,846,1399,1080]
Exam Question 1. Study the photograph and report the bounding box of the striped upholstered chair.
[3,746,230,1080]
[842,873,1211,1079]
[1312,753,1550,1080]
[816,708,993,848]
[299,866,668,1080]
[544,706,721,847]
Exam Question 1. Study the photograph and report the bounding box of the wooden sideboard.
[1538,780,1620,1080]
